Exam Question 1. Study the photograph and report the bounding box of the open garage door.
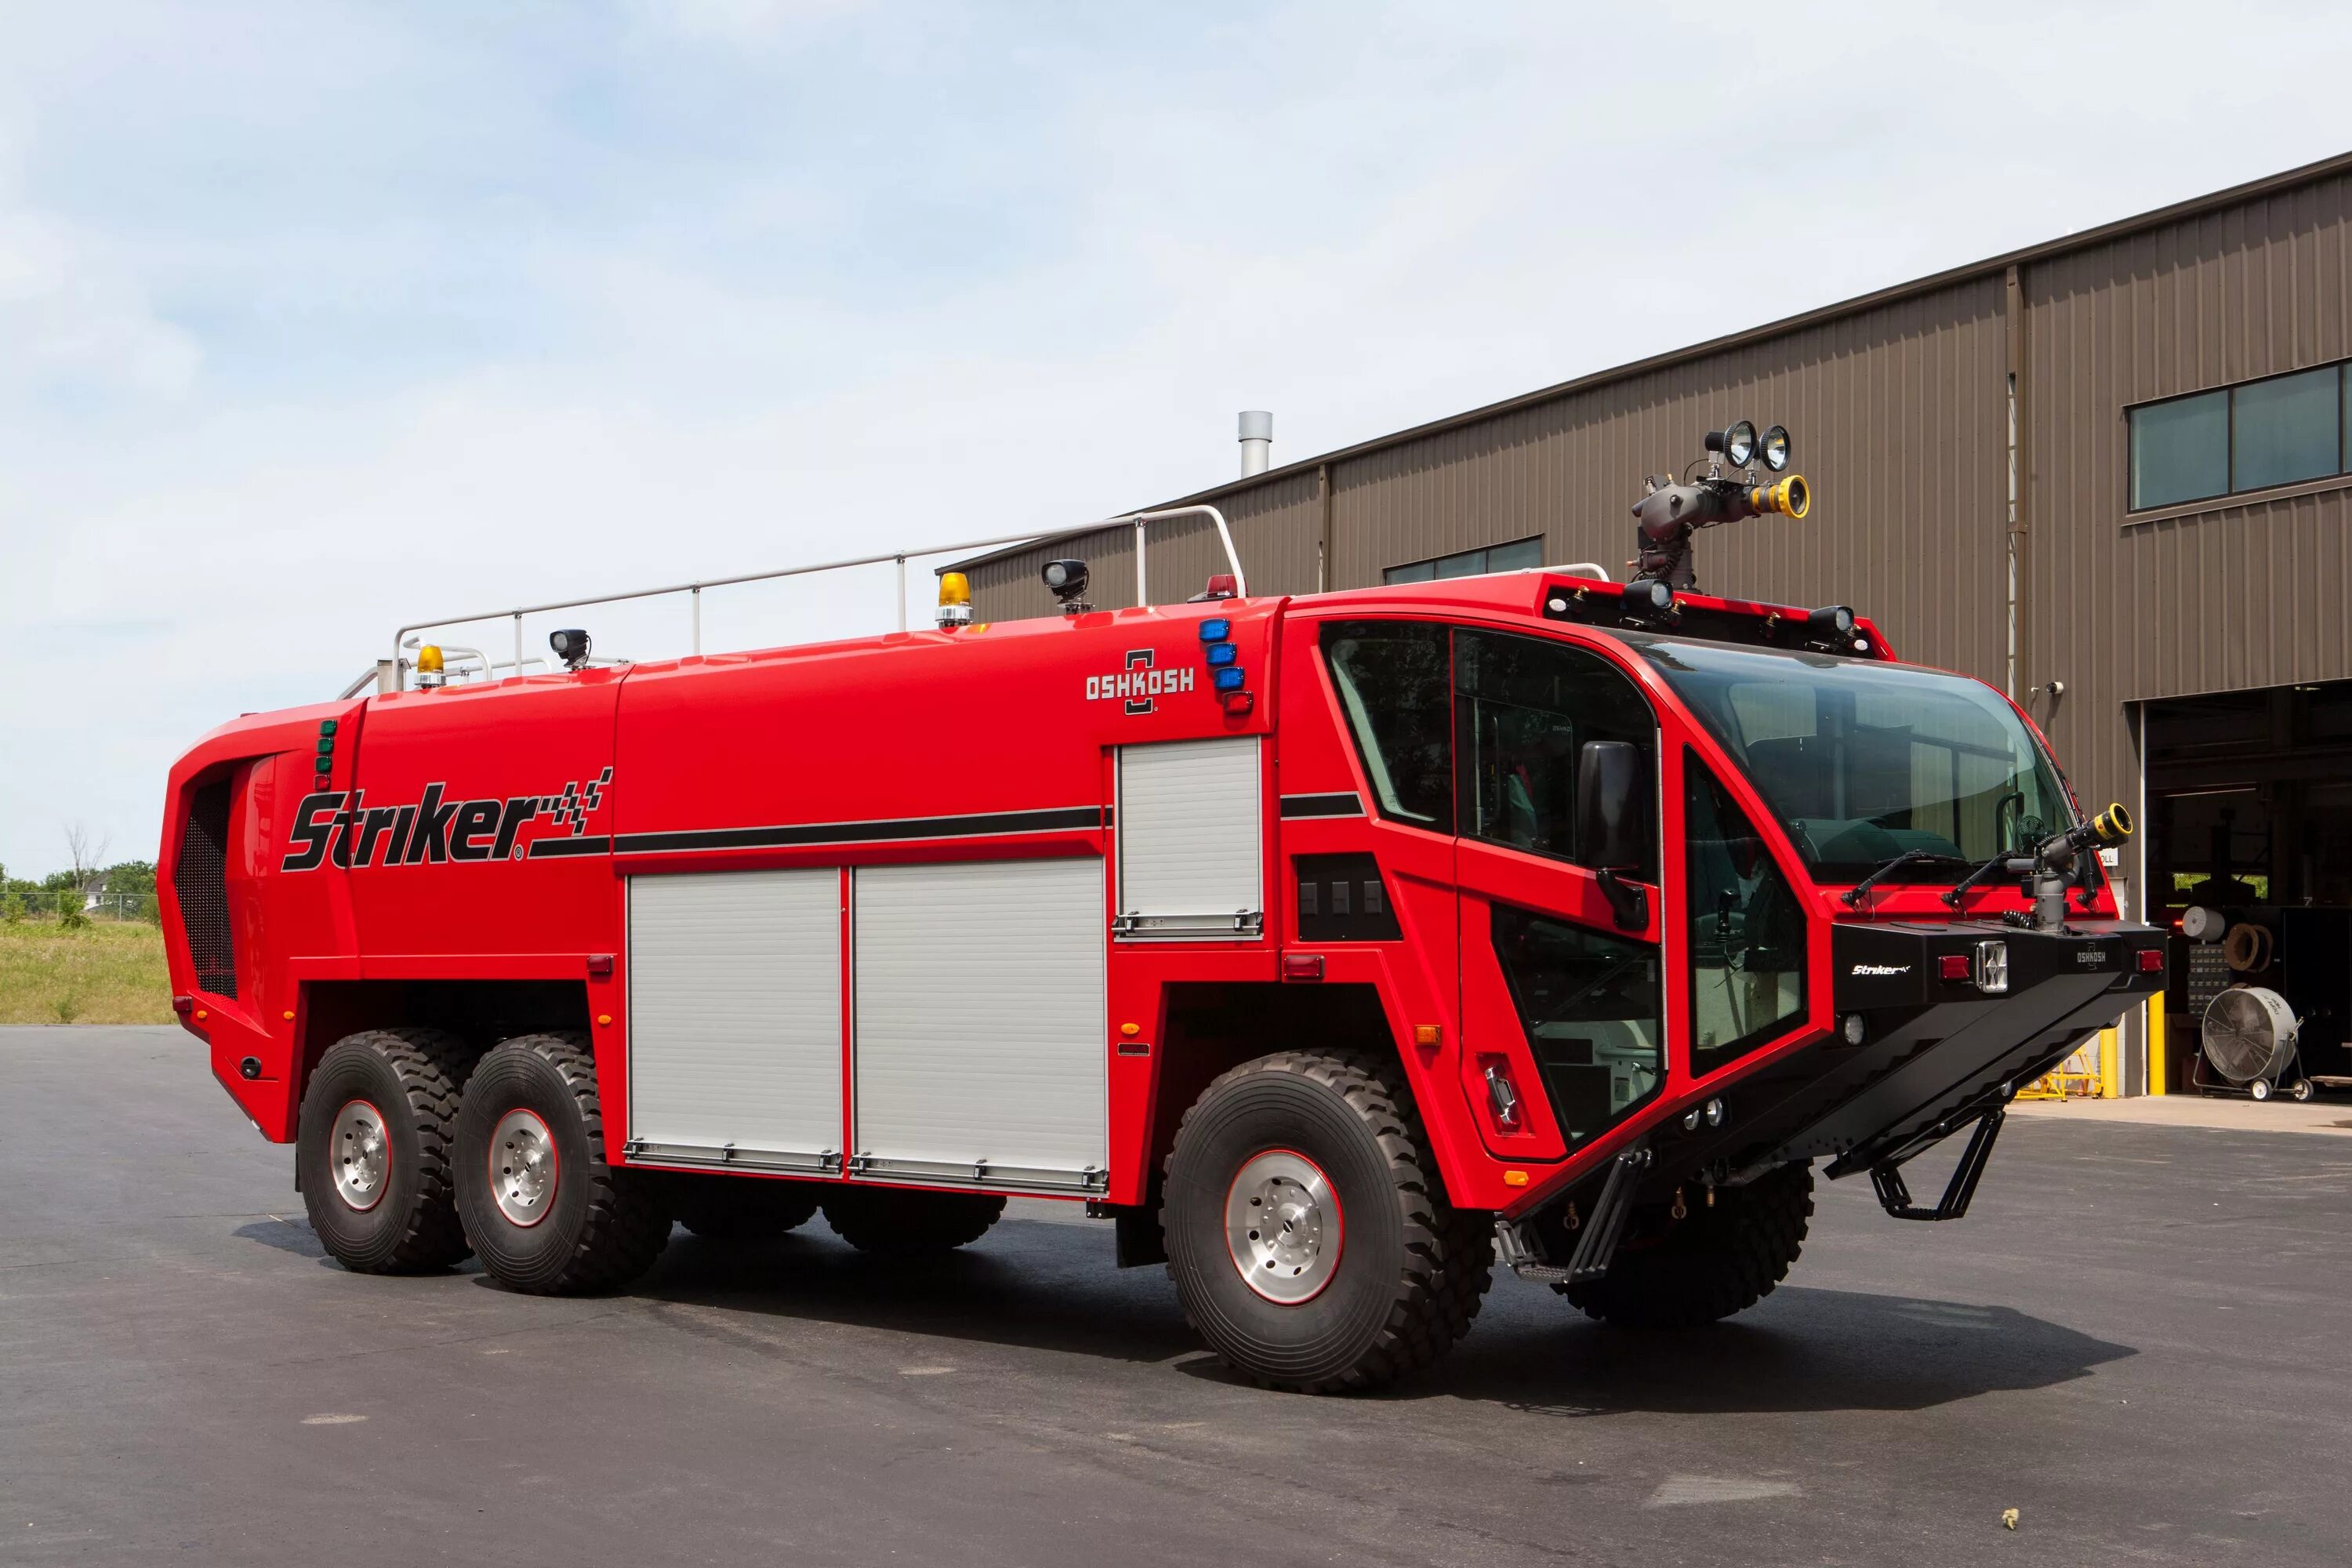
[2146,681,2352,1094]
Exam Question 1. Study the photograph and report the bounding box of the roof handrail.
[383,510,1248,693]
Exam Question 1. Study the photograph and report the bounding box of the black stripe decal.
[527,835,612,858]
[612,805,1105,855]
[1279,792,1364,819]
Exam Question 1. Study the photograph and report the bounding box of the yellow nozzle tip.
[2096,803,2134,842]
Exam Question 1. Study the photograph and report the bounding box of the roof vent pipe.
[1238,410,1272,477]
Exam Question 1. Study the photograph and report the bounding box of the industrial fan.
[2200,986,2314,1102]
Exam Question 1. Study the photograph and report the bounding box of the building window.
[1384,535,1545,584]
[2129,361,2351,510]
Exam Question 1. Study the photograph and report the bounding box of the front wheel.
[1161,1051,1492,1394]
[1559,1162,1813,1329]
[454,1034,670,1294]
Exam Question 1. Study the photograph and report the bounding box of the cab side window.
[1321,621,1453,832]
[1454,629,1657,880]
[1686,753,1808,1072]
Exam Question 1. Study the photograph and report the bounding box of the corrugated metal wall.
[973,281,2011,684]
[2025,169,2352,811]
[1326,278,2010,681]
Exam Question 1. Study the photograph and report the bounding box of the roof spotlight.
[1722,420,1758,468]
[1041,557,1092,615]
[548,628,593,671]
[1630,579,1675,615]
[1808,604,1857,637]
[1761,425,1791,472]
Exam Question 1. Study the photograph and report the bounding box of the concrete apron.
[2009,1094,2352,1138]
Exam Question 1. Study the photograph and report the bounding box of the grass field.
[0,920,174,1025]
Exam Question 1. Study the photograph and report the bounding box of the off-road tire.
[296,1027,476,1274]
[1559,1161,1813,1329]
[454,1033,670,1294]
[1161,1051,1494,1394]
[821,1188,1005,1255]
[671,1174,822,1240]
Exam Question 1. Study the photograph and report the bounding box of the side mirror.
[1577,740,1650,932]
[1577,741,1643,869]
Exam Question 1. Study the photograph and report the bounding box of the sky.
[5,0,2350,877]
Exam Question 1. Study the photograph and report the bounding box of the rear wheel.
[672,1174,822,1240]
[821,1187,1004,1255]
[1161,1051,1493,1394]
[1559,1163,1813,1329]
[454,1033,670,1294]
[296,1028,474,1274]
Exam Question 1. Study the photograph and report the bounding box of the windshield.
[1624,634,2075,884]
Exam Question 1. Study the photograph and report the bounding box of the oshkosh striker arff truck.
[158,433,2157,1392]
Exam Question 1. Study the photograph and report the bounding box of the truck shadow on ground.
[612,1214,2134,1415]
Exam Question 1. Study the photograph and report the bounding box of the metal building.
[956,151,2352,1097]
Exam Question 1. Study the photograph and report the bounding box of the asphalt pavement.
[4,1025,2349,1566]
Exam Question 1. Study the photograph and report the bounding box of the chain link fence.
[1,889,163,926]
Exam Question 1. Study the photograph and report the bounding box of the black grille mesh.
[175,779,238,1000]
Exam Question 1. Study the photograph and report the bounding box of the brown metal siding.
[975,283,2012,687]
[1328,278,2010,681]
[2024,170,2352,811]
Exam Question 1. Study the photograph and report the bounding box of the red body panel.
[158,572,2097,1216]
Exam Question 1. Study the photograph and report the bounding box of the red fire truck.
[158,439,2158,1392]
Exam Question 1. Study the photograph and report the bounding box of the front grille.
[175,779,238,999]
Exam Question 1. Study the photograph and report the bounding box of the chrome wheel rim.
[488,1109,559,1227]
[1225,1149,1342,1305]
[329,1099,390,1212]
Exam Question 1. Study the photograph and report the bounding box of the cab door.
[1448,626,1665,1163]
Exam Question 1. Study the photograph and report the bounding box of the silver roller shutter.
[1115,735,1264,938]
[852,858,1105,1192]
[626,869,843,1174]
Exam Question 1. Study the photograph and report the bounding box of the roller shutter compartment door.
[852,858,1106,1192]
[1116,735,1264,938]
[626,869,843,1174]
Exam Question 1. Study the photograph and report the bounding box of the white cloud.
[0,172,201,401]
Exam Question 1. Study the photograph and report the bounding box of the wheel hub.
[329,1099,390,1213]
[488,1109,559,1227]
[1225,1150,1342,1304]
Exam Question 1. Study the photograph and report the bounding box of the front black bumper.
[1638,918,2165,1196]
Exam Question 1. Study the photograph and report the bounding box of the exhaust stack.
[1238,410,1272,477]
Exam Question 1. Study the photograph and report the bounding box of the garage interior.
[2145,679,2352,1097]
